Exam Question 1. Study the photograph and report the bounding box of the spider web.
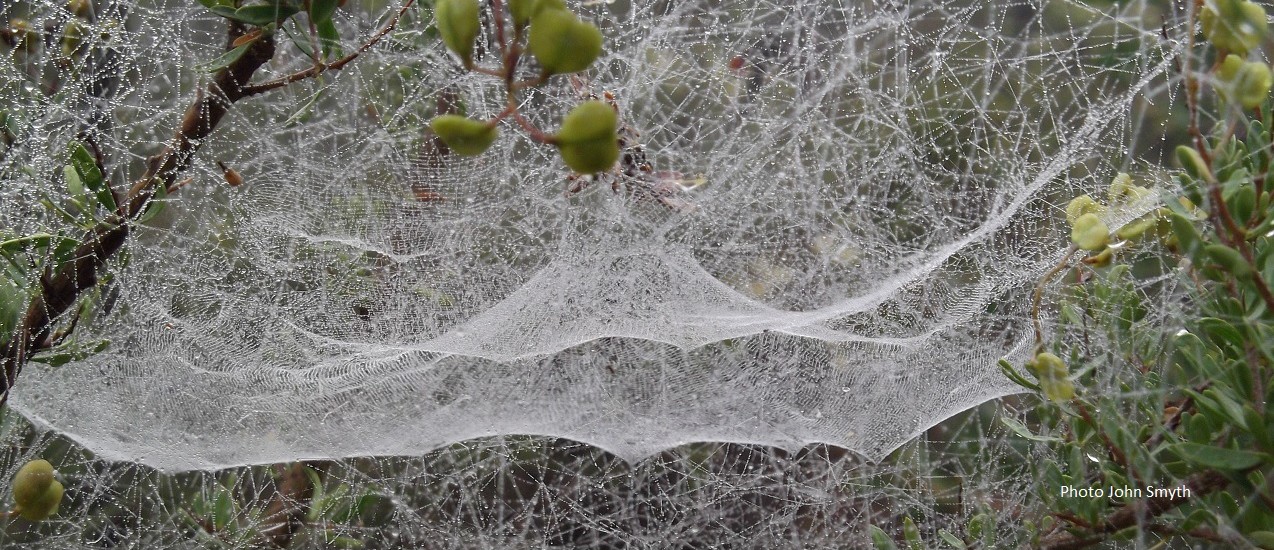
[0,0,1184,546]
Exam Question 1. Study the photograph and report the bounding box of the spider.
[563,77,701,212]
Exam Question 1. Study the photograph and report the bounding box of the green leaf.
[902,516,922,550]
[239,4,300,25]
[1172,442,1269,471]
[212,486,234,531]
[282,20,316,58]
[203,42,253,72]
[303,465,324,499]
[136,181,167,224]
[967,513,994,547]
[333,491,377,524]
[1205,244,1252,280]
[1176,145,1214,183]
[937,529,965,549]
[68,141,104,189]
[207,5,241,20]
[1181,508,1211,531]
[1228,184,1257,225]
[1187,389,1232,432]
[1197,317,1244,353]
[317,18,342,59]
[282,88,323,127]
[869,525,898,550]
[1203,387,1248,430]
[1249,530,1274,550]
[1244,405,1271,447]
[197,0,234,8]
[1169,212,1201,256]
[213,4,299,26]
[1,233,66,256]
[1000,416,1062,442]
[63,165,84,198]
[0,274,30,340]
[309,0,339,25]
[51,234,80,267]
[29,339,110,367]
[40,198,83,226]
[1183,412,1214,444]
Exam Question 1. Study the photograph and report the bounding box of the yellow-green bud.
[16,480,63,521]
[1027,352,1074,402]
[528,9,603,75]
[1104,172,1152,204]
[11,460,53,506]
[430,115,498,156]
[1201,0,1268,56]
[1084,247,1114,268]
[11,459,63,521]
[509,0,567,27]
[1106,173,1133,202]
[1064,194,1103,224]
[1217,54,1273,110]
[435,0,481,67]
[1070,213,1109,251]
[555,101,619,174]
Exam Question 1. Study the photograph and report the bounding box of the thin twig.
[240,0,417,97]
[510,110,555,144]
[1074,402,1128,469]
[1033,246,1080,349]
[491,0,508,56]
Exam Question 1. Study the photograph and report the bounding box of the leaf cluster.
[993,2,1274,546]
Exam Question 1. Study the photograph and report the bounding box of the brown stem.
[1074,402,1128,469]
[511,110,555,144]
[0,21,277,407]
[1144,388,1202,450]
[1032,247,1079,349]
[491,0,508,57]
[1247,340,1265,416]
[488,103,517,126]
[1205,181,1274,314]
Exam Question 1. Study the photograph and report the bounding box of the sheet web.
[0,0,1180,546]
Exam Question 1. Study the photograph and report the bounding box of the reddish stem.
[491,0,508,56]
[512,110,555,144]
